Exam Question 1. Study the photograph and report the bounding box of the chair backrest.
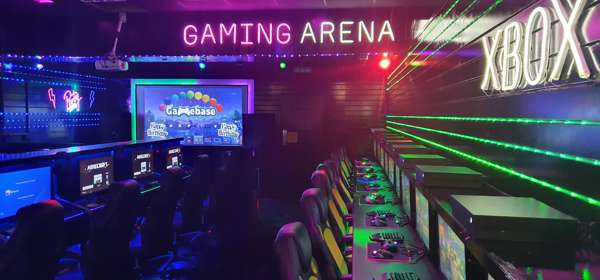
[141,167,186,258]
[274,222,321,280]
[310,171,347,239]
[300,188,348,280]
[83,179,141,279]
[0,200,65,279]
[182,154,211,232]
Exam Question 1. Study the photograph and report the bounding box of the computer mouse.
[369,217,388,227]
[371,248,394,259]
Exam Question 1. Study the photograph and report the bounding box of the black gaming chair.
[300,188,351,280]
[140,167,186,259]
[274,222,322,280]
[82,179,141,280]
[0,200,65,280]
[310,170,352,243]
[181,154,211,233]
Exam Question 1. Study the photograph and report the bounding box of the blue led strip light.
[8,71,106,86]
[0,76,106,91]
[385,126,600,208]
[386,120,600,167]
[9,64,105,80]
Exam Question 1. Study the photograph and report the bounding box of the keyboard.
[383,272,421,280]
[371,232,404,242]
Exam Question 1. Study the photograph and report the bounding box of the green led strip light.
[386,120,600,167]
[387,0,480,84]
[386,115,600,126]
[385,126,600,208]
[387,0,462,81]
[386,0,503,91]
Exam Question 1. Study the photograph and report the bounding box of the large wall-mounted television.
[132,79,254,146]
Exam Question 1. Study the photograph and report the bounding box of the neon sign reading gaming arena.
[481,0,594,92]
[183,20,396,46]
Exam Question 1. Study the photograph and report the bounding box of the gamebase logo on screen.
[481,0,596,93]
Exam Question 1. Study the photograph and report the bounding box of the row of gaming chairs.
[274,147,364,280]
[0,154,213,279]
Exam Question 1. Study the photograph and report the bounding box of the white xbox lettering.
[481,0,592,92]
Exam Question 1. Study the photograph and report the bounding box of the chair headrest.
[275,222,313,274]
[300,188,328,227]
[310,170,330,194]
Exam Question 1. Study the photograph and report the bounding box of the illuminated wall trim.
[129,79,255,141]
[385,126,600,208]
[386,120,600,167]
[385,115,600,126]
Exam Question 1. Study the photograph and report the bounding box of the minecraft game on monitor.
[0,167,52,220]
[132,150,154,179]
[80,156,114,195]
[166,147,182,169]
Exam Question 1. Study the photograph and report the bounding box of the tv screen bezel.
[131,79,254,146]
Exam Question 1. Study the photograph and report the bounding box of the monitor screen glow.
[439,215,466,280]
[80,156,114,195]
[401,171,411,215]
[132,150,154,179]
[166,147,182,169]
[415,188,430,249]
[136,84,246,146]
[0,167,52,220]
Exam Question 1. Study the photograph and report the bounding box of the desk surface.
[352,190,442,280]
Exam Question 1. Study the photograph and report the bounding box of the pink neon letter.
[201,24,216,44]
[48,88,56,110]
[219,23,237,44]
[241,23,254,45]
[276,23,291,44]
[183,25,198,46]
[257,23,273,44]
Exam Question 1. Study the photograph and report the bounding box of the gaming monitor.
[415,187,430,249]
[401,171,411,216]
[132,149,154,179]
[79,156,114,195]
[166,146,182,169]
[134,80,253,146]
[439,215,466,280]
[0,166,52,220]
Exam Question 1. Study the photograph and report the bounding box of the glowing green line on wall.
[386,0,504,91]
[386,120,600,167]
[387,0,462,80]
[387,0,480,84]
[385,115,600,126]
[385,126,600,208]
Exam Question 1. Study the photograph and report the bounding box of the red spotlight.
[379,57,391,69]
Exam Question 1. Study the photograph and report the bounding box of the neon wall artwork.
[63,90,82,113]
[182,20,396,47]
[481,0,593,92]
[48,88,56,110]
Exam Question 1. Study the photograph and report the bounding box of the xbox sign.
[481,0,594,92]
